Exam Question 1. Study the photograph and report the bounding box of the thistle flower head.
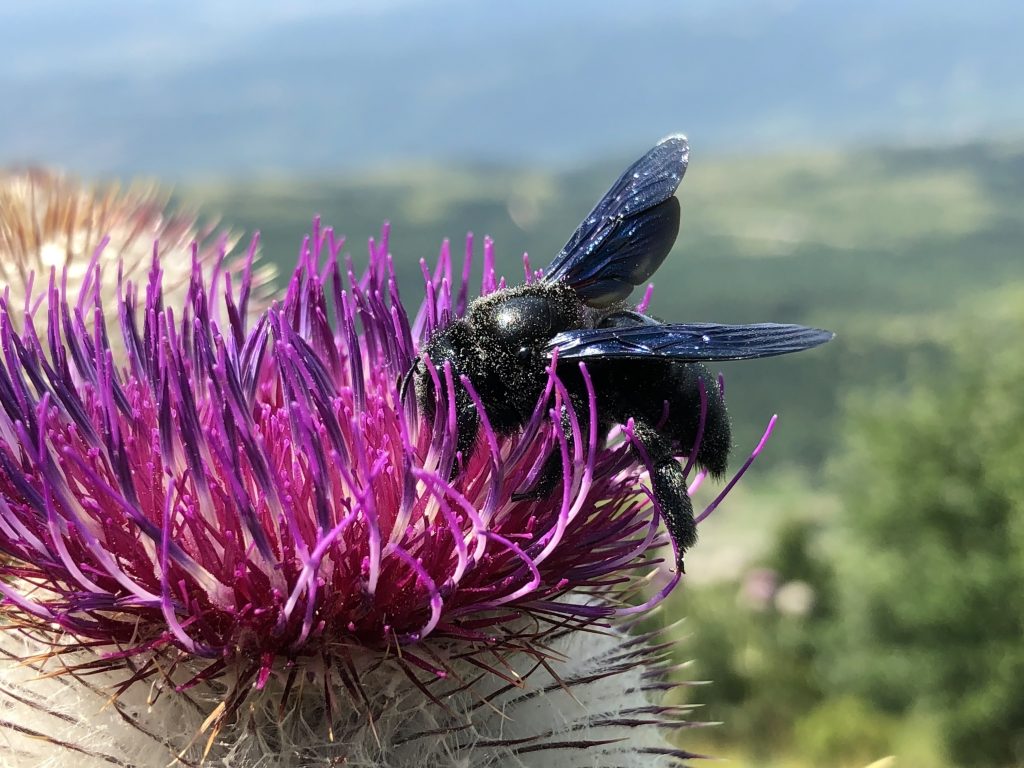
[0,219,766,766]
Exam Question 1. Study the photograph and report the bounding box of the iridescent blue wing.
[546,321,835,362]
[543,135,689,307]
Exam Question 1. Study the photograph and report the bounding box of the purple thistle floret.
[0,219,769,723]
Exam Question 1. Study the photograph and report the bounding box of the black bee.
[406,135,832,566]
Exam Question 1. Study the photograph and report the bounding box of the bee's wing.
[546,322,834,362]
[543,135,689,308]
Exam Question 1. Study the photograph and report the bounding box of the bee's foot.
[511,487,543,502]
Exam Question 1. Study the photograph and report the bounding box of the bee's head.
[406,320,480,419]
[471,283,583,367]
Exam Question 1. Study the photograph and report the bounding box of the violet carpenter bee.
[405,135,833,567]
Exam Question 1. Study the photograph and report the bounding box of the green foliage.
[669,517,845,760]
[792,696,897,768]
[827,288,1024,767]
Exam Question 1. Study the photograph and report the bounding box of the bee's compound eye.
[517,346,532,363]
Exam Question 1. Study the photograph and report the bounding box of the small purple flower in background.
[0,206,769,766]
[739,567,780,612]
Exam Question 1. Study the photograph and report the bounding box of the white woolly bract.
[0,618,700,767]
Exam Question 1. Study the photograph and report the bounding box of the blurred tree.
[827,287,1024,767]
[792,695,896,768]
[672,516,851,761]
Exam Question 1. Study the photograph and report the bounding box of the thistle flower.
[0,219,769,767]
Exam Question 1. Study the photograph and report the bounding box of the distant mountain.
[177,139,1024,471]
[1,0,1022,178]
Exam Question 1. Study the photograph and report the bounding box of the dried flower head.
[0,220,768,766]
[0,168,273,342]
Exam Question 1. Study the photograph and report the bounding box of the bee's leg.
[450,388,480,479]
[511,396,589,501]
[629,418,696,567]
[510,439,563,501]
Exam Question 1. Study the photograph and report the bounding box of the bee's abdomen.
[581,358,731,476]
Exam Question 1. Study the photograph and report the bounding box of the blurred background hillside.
[3,1,1023,766]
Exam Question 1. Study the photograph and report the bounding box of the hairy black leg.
[453,386,480,476]
[630,417,696,568]
[511,395,590,501]
[416,368,481,479]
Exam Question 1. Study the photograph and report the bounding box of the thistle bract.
[0,219,764,766]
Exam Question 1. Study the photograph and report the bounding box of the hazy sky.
[2,0,1022,177]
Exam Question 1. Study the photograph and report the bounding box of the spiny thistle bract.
[0,218,769,767]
